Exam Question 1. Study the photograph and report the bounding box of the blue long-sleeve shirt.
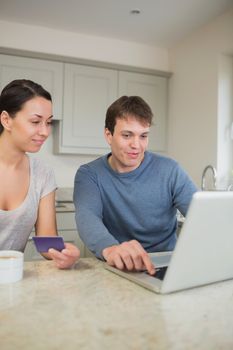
[74,152,197,258]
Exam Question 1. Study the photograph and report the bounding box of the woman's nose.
[38,123,50,136]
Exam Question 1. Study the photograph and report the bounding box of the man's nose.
[130,137,140,148]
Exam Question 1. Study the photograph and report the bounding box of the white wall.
[0,20,169,71]
[217,54,233,189]
[0,20,169,187]
[168,9,233,188]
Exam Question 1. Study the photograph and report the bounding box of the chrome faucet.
[201,165,217,191]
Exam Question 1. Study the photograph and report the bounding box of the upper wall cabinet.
[54,63,118,154]
[0,54,63,120]
[54,65,168,155]
[118,71,168,153]
[0,52,169,155]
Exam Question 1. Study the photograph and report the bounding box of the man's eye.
[32,121,40,124]
[141,134,148,139]
[122,134,130,138]
[47,120,53,125]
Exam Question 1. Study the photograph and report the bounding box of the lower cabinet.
[24,236,44,261]
[56,212,85,257]
[24,211,93,261]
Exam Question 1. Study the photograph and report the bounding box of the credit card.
[32,236,65,253]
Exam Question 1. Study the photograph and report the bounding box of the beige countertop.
[0,258,233,350]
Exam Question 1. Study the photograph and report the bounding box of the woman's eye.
[31,120,53,125]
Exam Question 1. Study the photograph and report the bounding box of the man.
[74,96,197,275]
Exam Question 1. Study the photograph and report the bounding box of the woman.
[0,79,80,268]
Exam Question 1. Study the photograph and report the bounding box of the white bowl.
[0,250,24,284]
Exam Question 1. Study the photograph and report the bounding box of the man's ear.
[0,111,13,131]
[104,128,112,145]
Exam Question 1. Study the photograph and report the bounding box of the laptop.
[105,191,233,294]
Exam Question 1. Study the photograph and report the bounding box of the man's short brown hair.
[105,96,153,134]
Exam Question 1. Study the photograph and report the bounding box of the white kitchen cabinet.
[24,236,43,261]
[56,211,85,257]
[24,211,85,261]
[118,71,168,152]
[0,51,169,154]
[54,63,118,154]
[0,54,63,120]
[54,65,168,154]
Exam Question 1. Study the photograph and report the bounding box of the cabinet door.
[57,63,118,154]
[56,212,85,257]
[119,71,168,152]
[0,54,63,120]
[24,235,43,261]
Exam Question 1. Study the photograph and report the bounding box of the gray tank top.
[0,157,57,252]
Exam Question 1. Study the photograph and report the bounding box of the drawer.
[56,212,76,230]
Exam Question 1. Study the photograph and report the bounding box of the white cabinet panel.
[59,230,85,258]
[56,211,85,257]
[0,53,169,154]
[56,63,118,154]
[56,66,168,155]
[0,54,63,120]
[119,71,168,152]
[24,236,43,261]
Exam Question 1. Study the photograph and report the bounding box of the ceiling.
[0,0,232,48]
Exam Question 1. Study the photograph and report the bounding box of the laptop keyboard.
[147,266,168,280]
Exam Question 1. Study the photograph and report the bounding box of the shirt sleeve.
[73,166,119,259]
[32,158,57,199]
[170,162,198,216]
[41,166,57,198]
